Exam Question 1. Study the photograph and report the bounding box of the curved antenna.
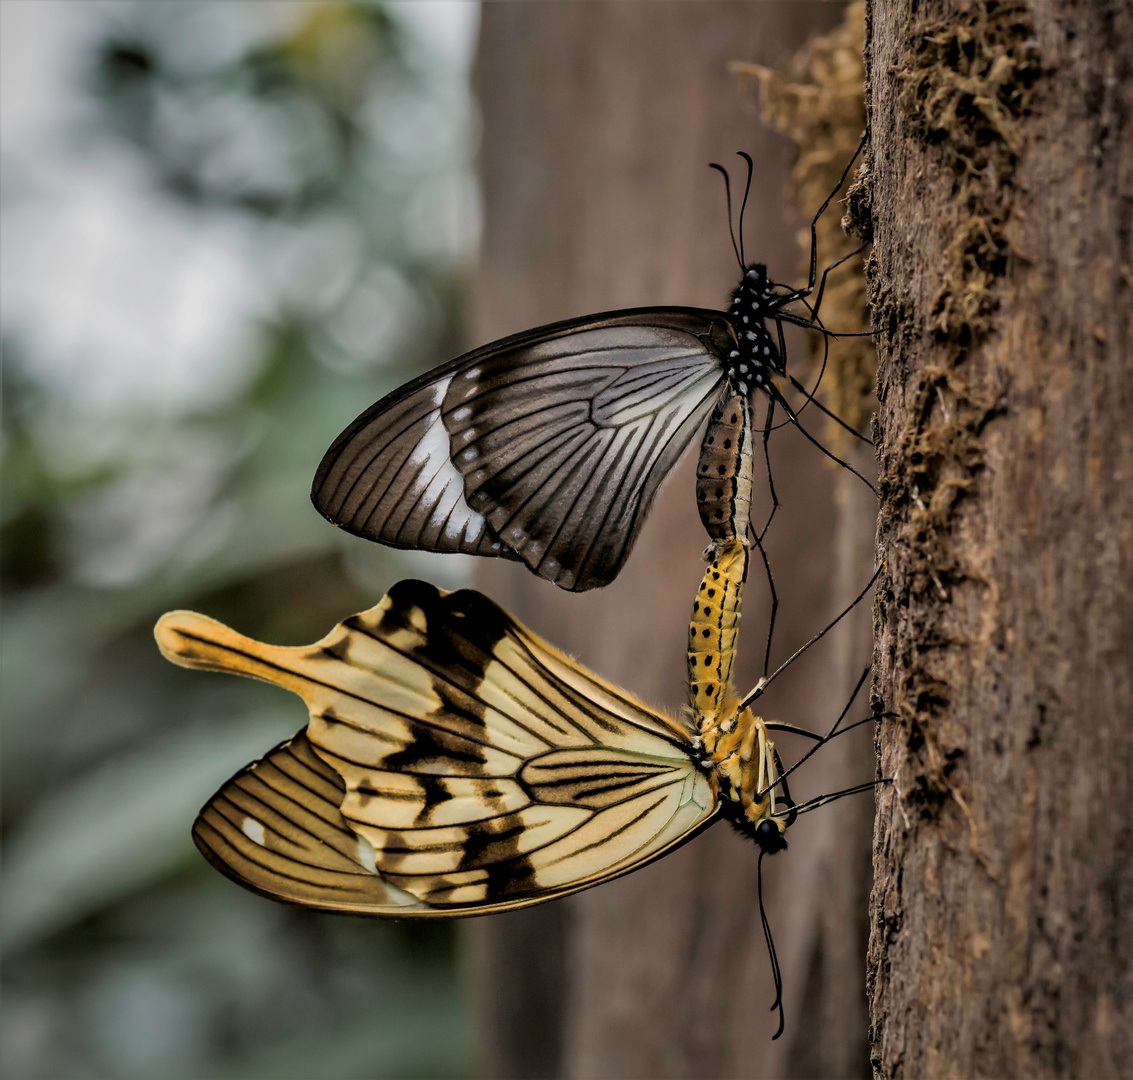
[736,151,754,267]
[758,851,786,1040]
[709,162,743,270]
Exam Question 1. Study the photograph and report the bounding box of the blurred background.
[2,3,874,1078]
[3,3,479,1077]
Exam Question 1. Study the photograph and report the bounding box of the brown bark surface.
[867,2,1133,1076]
[469,3,878,1078]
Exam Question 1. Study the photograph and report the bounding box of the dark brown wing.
[312,308,734,590]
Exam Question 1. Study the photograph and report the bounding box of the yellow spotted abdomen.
[687,538,749,722]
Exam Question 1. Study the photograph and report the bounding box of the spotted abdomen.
[687,538,749,722]
[695,391,754,544]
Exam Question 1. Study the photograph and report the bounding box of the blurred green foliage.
[2,3,477,1076]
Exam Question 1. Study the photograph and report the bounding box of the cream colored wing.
[156,580,719,915]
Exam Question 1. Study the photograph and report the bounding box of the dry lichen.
[878,1,1041,811]
[896,0,1042,348]
[730,1,874,442]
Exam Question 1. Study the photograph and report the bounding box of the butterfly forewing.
[157,579,718,916]
[311,370,519,561]
[313,309,734,590]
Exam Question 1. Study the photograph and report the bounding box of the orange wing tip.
[154,609,256,674]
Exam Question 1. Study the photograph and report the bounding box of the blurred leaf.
[2,1,478,1073]
[2,713,298,955]
[216,979,471,1080]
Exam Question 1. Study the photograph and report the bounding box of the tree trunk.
[867,1,1133,1076]
[469,3,878,1077]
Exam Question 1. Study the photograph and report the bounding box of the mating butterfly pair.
[156,143,878,1040]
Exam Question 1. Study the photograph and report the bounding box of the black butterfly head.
[754,817,789,855]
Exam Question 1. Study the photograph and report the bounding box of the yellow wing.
[156,580,719,916]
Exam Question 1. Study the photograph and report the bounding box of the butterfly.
[156,567,877,1036]
[310,145,872,592]
[154,537,866,908]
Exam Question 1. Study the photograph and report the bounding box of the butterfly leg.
[747,525,778,680]
[764,665,872,794]
[739,564,880,711]
[770,387,877,496]
[810,241,868,324]
[773,130,868,310]
[768,313,873,447]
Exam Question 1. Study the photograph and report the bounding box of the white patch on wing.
[403,376,493,551]
[407,378,452,469]
[356,833,379,874]
[241,818,266,846]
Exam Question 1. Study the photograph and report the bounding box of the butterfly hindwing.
[312,309,734,590]
[192,731,429,913]
[156,580,719,915]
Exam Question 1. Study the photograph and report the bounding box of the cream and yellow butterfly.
[156,504,877,1039]
[157,577,732,916]
[154,557,847,923]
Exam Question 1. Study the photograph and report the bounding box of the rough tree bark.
[469,4,879,1078]
[867,2,1132,1076]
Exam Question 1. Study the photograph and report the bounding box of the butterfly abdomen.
[696,392,754,543]
[687,538,749,722]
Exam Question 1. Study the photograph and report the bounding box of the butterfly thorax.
[698,705,790,854]
[725,263,782,394]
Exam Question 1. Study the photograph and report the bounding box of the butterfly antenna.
[736,151,754,267]
[758,851,786,1040]
[709,162,743,270]
[741,564,881,711]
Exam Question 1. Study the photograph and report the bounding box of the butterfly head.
[754,817,789,855]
